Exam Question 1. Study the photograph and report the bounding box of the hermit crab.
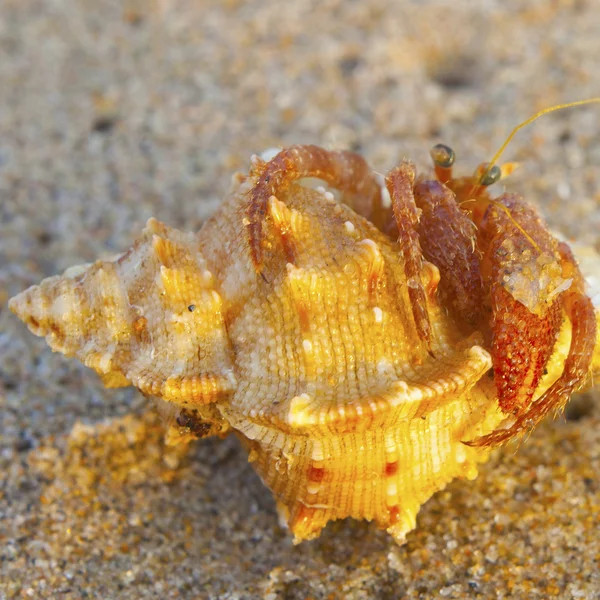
[9,103,600,545]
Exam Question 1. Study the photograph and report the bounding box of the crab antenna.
[477,97,600,184]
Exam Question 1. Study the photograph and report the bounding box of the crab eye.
[430,144,455,168]
[479,164,502,186]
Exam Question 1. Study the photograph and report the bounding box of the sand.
[1,0,599,598]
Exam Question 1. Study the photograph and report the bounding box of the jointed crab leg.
[385,161,433,348]
[412,179,483,329]
[547,242,598,400]
[246,145,381,269]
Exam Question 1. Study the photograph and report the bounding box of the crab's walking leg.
[412,179,484,329]
[550,243,598,394]
[246,145,380,269]
[385,161,432,348]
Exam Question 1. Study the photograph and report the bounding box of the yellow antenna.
[478,97,600,184]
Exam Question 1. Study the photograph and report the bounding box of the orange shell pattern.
[9,165,600,544]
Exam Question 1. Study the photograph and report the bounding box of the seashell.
[9,147,600,545]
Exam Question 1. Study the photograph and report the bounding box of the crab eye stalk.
[430,143,455,168]
[430,144,455,184]
[479,164,502,186]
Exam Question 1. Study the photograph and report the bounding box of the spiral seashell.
[9,155,600,544]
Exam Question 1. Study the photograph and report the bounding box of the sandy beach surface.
[1,1,599,598]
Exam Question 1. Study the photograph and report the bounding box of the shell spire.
[9,218,237,407]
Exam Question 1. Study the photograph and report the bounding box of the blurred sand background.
[1,0,600,598]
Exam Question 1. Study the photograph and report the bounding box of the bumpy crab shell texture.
[9,168,600,545]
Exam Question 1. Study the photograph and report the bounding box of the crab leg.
[412,179,483,330]
[385,161,433,348]
[246,145,381,269]
[550,242,598,399]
